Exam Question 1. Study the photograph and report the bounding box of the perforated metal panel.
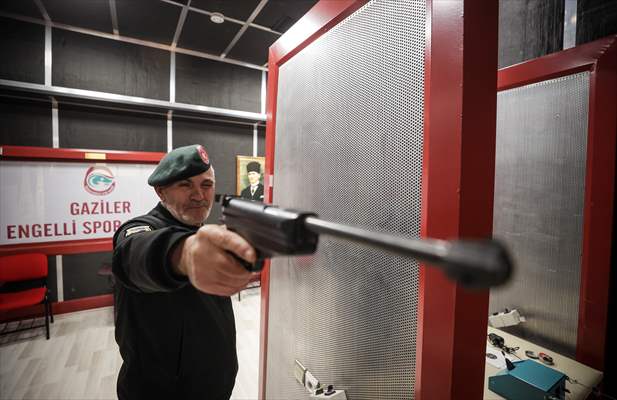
[266,1,425,399]
[490,72,590,357]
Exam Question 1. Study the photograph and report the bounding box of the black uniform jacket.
[112,203,237,400]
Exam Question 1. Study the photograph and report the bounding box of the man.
[240,161,264,201]
[112,144,257,399]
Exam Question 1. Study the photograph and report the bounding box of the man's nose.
[191,187,210,201]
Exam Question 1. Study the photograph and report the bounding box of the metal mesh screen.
[266,1,425,399]
[490,72,590,357]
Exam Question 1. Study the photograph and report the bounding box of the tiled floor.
[0,288,261,400]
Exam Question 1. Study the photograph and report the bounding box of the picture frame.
[236,155,265,201]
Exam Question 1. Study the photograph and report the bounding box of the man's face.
[248,171,260,186]
[155,168,215,226]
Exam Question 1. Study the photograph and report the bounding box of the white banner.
[0,161,160,245]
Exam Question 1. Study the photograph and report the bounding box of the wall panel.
[498,0,564,68]
[267,1,424,398]
[43,0,113,33]
[0,17,45,84]
[52,29,170,100]
[58,105,166,151]
[577,0,617,45]
[258,126,265,156]
[62,251,113,300]
[47,256,58,302]
[490,73,590,357]
[176,54,261,113]
[0,98,52,146]
[0,2,45,19]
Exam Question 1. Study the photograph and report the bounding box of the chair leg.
[44,296,50,340]
[48,291,54,323]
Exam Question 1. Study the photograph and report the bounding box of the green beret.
[148,144,211,186]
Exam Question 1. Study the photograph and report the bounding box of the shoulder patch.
[124,225,152,237]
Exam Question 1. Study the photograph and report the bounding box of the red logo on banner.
[84,166,116,196]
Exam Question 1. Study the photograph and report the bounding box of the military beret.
[148,144,211,186]
[246,161,261,174]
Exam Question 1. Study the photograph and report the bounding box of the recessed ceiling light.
[210,12,225,24]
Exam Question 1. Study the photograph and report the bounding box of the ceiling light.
[210,12,225,24]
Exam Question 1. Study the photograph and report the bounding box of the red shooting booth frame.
[497,36,617,372]
[261,1,499,399]
[0,145,165,315]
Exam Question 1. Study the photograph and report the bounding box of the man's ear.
[154,186,165,201]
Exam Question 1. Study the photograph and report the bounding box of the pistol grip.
[227,251,265,272]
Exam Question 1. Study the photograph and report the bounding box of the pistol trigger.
[227,251,264,272]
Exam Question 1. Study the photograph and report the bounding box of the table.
[484,327,603,399]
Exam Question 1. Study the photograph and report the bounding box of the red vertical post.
[577,39,617,370]
[258,46,280,400]
[416,1,498,399]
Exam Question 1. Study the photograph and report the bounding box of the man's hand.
[171,225,258,296]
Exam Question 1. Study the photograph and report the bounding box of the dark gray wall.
[59,105,167,152]
[498,0,564,68]
[498,0,617,69]
[258,126,266,156]
[0,17,45,83]
[0,98,52,146]
[176,54,262,112]
[46,256,58,302]
[52,29,170,100]
[577,0,617,45]
[62,252,114,301]
[1,19,263,302]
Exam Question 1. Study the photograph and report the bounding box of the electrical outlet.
[489,309,525,328]
[294,360,306,385]
[305,370,320,393]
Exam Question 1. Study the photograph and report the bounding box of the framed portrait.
[236,156,265,201]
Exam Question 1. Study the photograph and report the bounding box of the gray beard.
[161,201,209,227]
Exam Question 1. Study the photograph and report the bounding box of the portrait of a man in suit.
[240,161,264,201]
